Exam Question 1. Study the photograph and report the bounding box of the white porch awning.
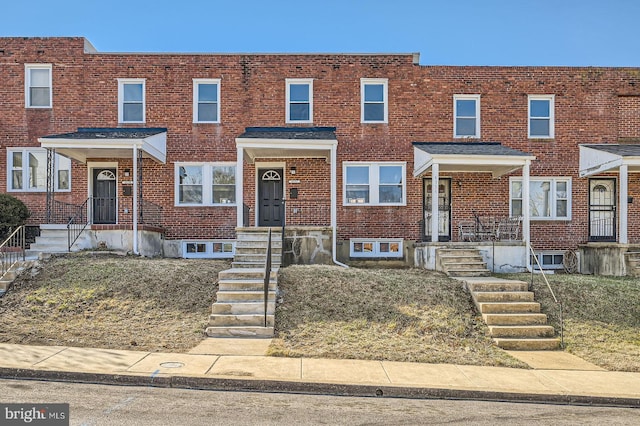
[235,127,337,162]
[38,128,167,163]
[579,144,640,177]
[413,142,536,178]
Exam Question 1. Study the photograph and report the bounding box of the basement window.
[350,239,402,258]
[531,251,564,270]
[183,240,235,259]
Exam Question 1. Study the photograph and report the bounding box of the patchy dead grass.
[0,253,229,352]
[502,273,640,372]
[268,265,527,368]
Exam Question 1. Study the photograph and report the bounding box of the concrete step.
[488,325,556,338]
[29,243,69,252]
[493,337,561,351]
[466,281,529,292]
[212,302,275,315]
[472,291,534,303]
[208,314,274,327]
[447,269,491,278]
[231,261,281,269]
[443,262,487,271]
[236,233,283,242]
[437,249,482,257]
[439,255,484,264]
[482,313,549,325]
[234,253,282,263]
[235,240,282,249]
[205,326,275,338]
[218,279,277,291]
[216,291,276,302]
[218,268,278,280]
[477,302,541,314]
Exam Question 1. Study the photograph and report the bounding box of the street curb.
[1,367,639,408]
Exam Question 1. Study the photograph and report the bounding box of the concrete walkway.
[0,341,638,407]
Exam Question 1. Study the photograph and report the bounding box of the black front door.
[423,178,452,241]
[589,178,616,241]
[93,169,117,224]
[258,168,284,227]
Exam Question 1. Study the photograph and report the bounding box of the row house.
[2,37,640,274]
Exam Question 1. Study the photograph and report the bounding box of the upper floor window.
[454,94,480,138]
[25,64,52,108]
[286,79,313,123]
[118,79,145,123]
[7,148,71,192]
[529,95,555,138]
[510,177,571,220]
[343,162,405,206]
[176,162,236,206]
[193,79,221,123]
[361,78,388,123]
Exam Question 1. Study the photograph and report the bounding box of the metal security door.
[423,178,451,241]
[93,169,117,224]
[258,169,284,227]
[589,178,616,241]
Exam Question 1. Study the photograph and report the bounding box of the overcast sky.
[2,0,638,66]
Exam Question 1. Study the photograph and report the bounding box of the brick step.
[205,326,275,338]
[216,291,276,302]
[212,302,275,315]
[208,314,274,327]
[482,313,549,325]
[218,268,278,280]
[472,291,534,303]
[466,281,529,292]
[476,302,541,314]
[218,279,277,291]
[493,338,561,351]
[488,325,555,338]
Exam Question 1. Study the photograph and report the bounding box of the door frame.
[254,161,286,227]
[423,177,452,242]
[588,177,616,242]
[88,162,118,225]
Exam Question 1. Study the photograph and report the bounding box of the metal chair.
[496,216,521,240]
[458,221,476,241]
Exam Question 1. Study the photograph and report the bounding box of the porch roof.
[579,144,640,177]
[38,127,167,164]
[413,142,535,178]
[236,127,337,163]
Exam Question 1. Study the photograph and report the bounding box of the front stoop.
[463,277,560,350]
[624,251,640,277]
[206,228,281,338]
[0,261,33,296]
[437,248,491,277]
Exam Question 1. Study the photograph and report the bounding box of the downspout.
[132,144,139,255]
[330,144,348,268]
[522,160,531,272]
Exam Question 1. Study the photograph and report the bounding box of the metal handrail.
[67,197,91,251]
[263,228,272,327]
[528,244,564,348]
[0,226,26,285]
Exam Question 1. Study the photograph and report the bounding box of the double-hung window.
[344,162,405,205]
[25,64,52,108]
[528,95,555,138]
[7,148,71,192]
[176,163,236,206]
[193,79,221,123]
[118,79,145,123]
[286,79,313,123]
[361,78,388,123]
[454,94,480,138]
[510,177,570,220]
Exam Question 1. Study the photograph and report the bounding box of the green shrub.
[0,194,30,239]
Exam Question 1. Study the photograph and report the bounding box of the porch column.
[522,160,531,248]
[132,145,139,255]
[431,163,440,243]
[236,146,244,228]
[620,164,628,244]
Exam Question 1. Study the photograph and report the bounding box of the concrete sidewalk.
[0,341,639,407]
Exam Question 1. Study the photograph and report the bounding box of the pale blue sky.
[2,0,638,66]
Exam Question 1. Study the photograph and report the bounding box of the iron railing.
[529,244,564,348]
[0,226,26,286]
[263,228,273,327]
[67,198,91,251]
[243,203,251,227]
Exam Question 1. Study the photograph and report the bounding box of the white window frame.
[528,95,555,138]
[361,78,388,123]
[350,239,403,258]
[193,78,221,123]
[343,162,406,206]
[25,64,52,108]
[183,240,235,259]
[454,94,481,138]
[510,177,571,221]
[118,78,146,123]
[175,162,237,206]
[7,148,71,192]
[286,78,313,123]
[531,250,566,270]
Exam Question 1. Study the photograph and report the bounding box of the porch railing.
[1,226,26,285]
[263,228,273,327]
[529,244,564,348]
[67,197,91,251]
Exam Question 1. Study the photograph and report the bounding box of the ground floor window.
[183,240,235,258]
[7,148,71,192]
[343,162,406,205]
[350,239,403,258]
[510,177,571,220]
[175,162,236,206]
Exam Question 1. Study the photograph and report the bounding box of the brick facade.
[2,37,640,261]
